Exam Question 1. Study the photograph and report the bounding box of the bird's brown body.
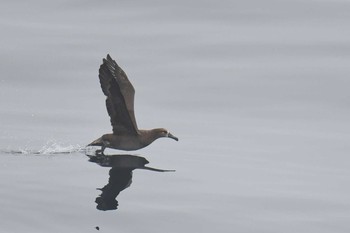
[88,55,178,155]
[90,128,177,151]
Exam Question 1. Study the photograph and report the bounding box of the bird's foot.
[95,149,105,156]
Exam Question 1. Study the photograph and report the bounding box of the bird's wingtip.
[102,54,111,63]
[106,54,112,60]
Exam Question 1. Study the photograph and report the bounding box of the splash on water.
[38,141,85,154]
[1,140,85,155]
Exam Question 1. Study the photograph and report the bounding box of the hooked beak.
[88,137,104,146]
[167,132,179,141]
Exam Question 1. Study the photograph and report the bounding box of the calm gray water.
[1,0,350,232]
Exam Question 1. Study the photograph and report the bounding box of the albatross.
[88,55,178,155]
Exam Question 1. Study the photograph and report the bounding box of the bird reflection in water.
[87,154,174,211]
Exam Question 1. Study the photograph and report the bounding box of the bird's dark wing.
[98,54,139,135]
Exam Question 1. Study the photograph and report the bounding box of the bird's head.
[153,128,179,141]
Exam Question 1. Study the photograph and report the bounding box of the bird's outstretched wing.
[98,54,139,135]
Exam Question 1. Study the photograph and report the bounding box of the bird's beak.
[167,132,179,141]
[88,137,104,146]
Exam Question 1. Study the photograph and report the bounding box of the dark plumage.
[88,55,178,155]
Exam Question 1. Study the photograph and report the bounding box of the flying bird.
[88,55,178,155]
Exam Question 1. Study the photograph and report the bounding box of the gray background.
[1,0,350,232]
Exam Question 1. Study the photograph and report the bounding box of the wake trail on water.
[1,140,86,155]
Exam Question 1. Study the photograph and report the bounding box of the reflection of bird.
[95,167,132,211]
[88,55,178,155]
[92,154,174,211]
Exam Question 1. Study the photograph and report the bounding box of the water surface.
[1,0,350,232]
